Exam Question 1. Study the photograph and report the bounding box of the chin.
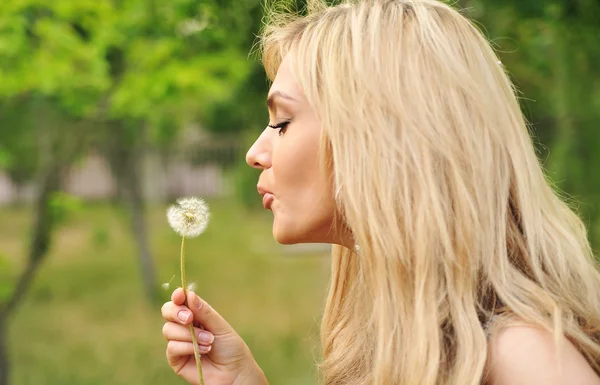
[272,217,311,245]
[272,226,303,245]
[271,209,336,245]
[272,221,335,245]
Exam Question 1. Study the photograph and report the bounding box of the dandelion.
[167,197,210,238]
[167,196,210,385]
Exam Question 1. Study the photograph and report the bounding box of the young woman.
[160,0,600,384]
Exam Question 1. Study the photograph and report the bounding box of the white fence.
[0,144,243,205]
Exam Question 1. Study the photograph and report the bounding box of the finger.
[162,322,215,345]
[166,340,212,358]
[161,301,194,325]
[187,291,233,335]
[171,288,185,305]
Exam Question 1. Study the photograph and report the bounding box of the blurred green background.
[0,0,598,384]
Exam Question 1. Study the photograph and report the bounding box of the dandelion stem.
[180,235,205,385]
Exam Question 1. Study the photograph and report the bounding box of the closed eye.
[268,121,291,136]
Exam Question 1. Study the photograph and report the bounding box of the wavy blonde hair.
[258,0,600,384]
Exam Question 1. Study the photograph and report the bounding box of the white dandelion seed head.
[187,282,197,292]
[167,197,210,238]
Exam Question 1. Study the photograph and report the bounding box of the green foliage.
[464,0,600,245]
[0,0,263,161]
[49,192,83,226]
[0,149,9,168]
[0,99,40,184]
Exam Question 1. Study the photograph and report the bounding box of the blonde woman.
[160,0,600,384]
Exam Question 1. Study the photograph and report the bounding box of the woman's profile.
[160,0,600,384]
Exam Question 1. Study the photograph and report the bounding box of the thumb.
[186,291,233,335]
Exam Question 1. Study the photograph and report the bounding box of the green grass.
[1,198,331,385]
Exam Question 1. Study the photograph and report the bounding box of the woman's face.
[246,56,341,245]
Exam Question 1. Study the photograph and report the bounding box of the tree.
[0,1,263,383]
[0,97,90,385]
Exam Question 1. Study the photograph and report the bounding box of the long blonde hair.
[258,0,600,384]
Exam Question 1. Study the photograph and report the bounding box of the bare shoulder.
[487,323,600,385]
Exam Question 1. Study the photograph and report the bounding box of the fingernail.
[195,295,202,309]
[198,331,214,344]
[177,310,191,323]
[198,344,212,353]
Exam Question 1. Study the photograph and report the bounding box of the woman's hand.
[161,288,268,385]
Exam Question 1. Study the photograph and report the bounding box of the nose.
[245,131,272,170]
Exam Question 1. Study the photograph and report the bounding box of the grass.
[1,198,331,385]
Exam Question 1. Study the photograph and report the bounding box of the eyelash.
[267,120,291,136]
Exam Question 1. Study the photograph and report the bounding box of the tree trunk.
[124,158,158,302]
[0,314,8,385]
[4,169,60,315]
[0,162,62,385]
[104,122,157,302]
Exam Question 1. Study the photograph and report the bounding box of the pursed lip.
[257,185,275,210]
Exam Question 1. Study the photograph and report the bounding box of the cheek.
[272,123,323,202]
[271,139,336,242]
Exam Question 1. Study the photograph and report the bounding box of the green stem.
[180,236,205,385]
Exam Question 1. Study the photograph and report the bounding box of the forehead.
[268,55,304,100]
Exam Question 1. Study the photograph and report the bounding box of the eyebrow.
[267,90,298,110]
